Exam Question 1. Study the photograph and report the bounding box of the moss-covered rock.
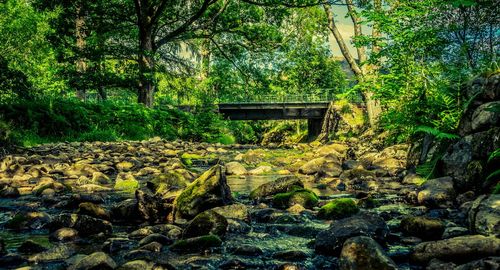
[250,176,304,200]
[182,210,228,239]
[318,198,359,219]
[77,202,110,220]
[400,216,445,240]
[149,171,189,195]
[173,165,233,220]
[272,189,319,209]
[169,235,222,253]
[114,173,139,192]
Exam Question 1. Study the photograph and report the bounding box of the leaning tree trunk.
[317,101,340,142]
[137,25,155,107]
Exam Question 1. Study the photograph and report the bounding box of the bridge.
[217,94,332,139]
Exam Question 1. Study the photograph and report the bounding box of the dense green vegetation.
[0,0,498,147]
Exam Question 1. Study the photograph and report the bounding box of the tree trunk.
[363,90,381,127]
[75,3,87,101]
[345,0,366,63]
[137,25,155,107]
[324,5,363,77]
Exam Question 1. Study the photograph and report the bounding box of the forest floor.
[0,138,497,270]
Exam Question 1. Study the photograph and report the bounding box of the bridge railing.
[218,92,334,104]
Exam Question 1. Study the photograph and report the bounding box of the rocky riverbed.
[0,138,498,270]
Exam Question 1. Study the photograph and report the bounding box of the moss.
[152,172,188,194]
[256,161,274,167]
[114,178,139,192]
[318,198,359,219]
[272,189,319,209]
[169,235,222,252]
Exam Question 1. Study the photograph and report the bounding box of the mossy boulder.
[182,210,228,239]
[250,176,304,200]
[5,212,51,231]
[149,171,189,195]
[400,216,445,240]
[169,235,222,253]
[272,189,319,209]
[318,198,359,219]
[47,213,112,237]
[114,173,139,192]
[173,165,233,220]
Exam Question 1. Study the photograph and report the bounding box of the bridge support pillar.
[307,118,323,141]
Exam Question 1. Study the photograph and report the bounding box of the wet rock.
[47,213,112,237]
[219,259,247,269]
[250,175,303,200]
[149,171,189,195]
[411,235,500,264]
[272,189,318,209]
[442,226,469,239]
[69,251,117,270]
[340,168,376,180]
[182,210,228,239]
[402,173,425,185]
[211,203,249,222]
[400,216,445,240]
[111,199,140,222]
[136,188,171,222]
[28,244,75,263]
[317,198,359,220]
[275,263,304,270]
[139,241,162,252]
[169,235,222,253]
[417,176,456,208]
[50,227,79,242]
[339,236,397,270]
[287,203,306,215]
[426,258,456,270]
[173,165,233,220]
[118,260,170,270]
[102,238,133,254]
[226,162,248,175]
[454,256,500,270]
[5,211,51,231]
[315,213,389,256]
[273,250,308,261]
[77,202,110,220]
[138,234,173,246]
[116,161,135,172]
[0,185,20,198]
[316,144,348,158]
[18,240,47,254]
[467,194,499,236]
[231,245,263,256]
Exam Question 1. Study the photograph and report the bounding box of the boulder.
[182,210,228,239]
[440,127,500,191]
[136,188,171,222]
[77,202,110,220]
[411,235,500,264]
[28,244,75,263]
[69,252,117,270]
[50,227,79,242]
[417,177,456,208]
[400,216,445,240]
[315,213,389,256]
[173,165,233,220]
[250,176,303,200]
[18,240,47,254]
[317,198,359,220]
[467,194,499,236]
[211,204,249,222]
[274,188,318,209]
[339,236,397,270]
[5,211,51,231]
[248,165,273,175]
[454,257,500,270]
[47,213,112,237]
[225,162,247,175]
[299,154,342,176]
[114,173,139,192]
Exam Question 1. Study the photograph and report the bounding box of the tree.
[323,1,382,127]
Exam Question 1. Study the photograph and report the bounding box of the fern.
[416,153,443,180]
[485,103,500,113]
[414,125,459,140]
[488,148,500,163]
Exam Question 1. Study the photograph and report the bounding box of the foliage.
[485,148,500,193]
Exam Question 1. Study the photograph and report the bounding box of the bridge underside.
[218,102,329,139]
